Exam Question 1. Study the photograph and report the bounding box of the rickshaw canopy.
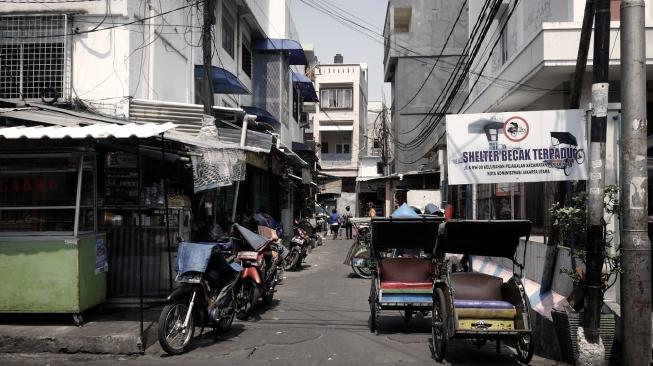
[370,216,443,251]
[435,220,531,259]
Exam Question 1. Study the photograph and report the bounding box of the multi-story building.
[383,0,468,174]
[0,0,315,147]
[312,54,368,213]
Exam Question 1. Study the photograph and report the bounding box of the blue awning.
[242,106,279,126]
[292,72,319,102]
[194,65,250,95]
[253,38,308,65]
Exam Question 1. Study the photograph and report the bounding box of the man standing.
[367,202,377,217]
[343,206,353,239]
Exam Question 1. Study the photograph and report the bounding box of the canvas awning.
[253,38,308,65]
[194,65,250,95]
[292,72,319,102]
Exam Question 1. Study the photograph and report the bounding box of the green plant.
[550,185,622,298]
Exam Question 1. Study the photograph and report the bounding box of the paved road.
[0,238,563,366]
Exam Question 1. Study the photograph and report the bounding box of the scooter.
[232,224,280,320]
[284,223,311,271]
[158,240,242,355]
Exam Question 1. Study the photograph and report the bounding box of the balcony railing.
[320,153,353,166]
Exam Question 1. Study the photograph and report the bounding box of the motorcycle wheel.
[262,288,274,305]
[284,250,301,271]
[236,279,256,320]
[158,300,195,355]
[217,311,235,333]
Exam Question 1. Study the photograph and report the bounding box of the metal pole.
[584,0,610,344]
[231,116,252,222]
[73,155,84,237]
[510,183,514,220]
[202,0,216,114]
[161,133,173,291]
[620,1,651,364]
[137,144,144,341]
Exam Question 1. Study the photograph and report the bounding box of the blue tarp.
[390,203,420,218]
[176,242,215,274]
[194,65,250,95]
[253,38,308,65]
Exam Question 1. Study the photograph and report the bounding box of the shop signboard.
[446,109,588,185]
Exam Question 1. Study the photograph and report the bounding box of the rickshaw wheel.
[514,332,534,364]
[575,149,585,164]
[431,288,447,362]
[369,279,378,333]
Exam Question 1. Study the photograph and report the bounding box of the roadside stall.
[0,122,176,324]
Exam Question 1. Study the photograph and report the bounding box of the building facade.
[383,0,468,174]
[312,55,368,213]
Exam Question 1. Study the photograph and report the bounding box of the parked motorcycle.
[232,224,280,320]
[283,223,311,271]
[158,240,242,355]
[344,218,372,279]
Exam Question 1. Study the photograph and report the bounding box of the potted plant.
[549,185,620,365]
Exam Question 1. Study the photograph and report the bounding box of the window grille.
[0,15,70,100]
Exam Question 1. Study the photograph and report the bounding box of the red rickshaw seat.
[379,257,432,290]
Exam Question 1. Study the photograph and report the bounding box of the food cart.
[0,150,105,325]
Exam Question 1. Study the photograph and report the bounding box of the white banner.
[446,109,588,185]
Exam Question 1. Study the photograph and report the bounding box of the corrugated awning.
[279,143,308,167]
[292,72,319,102]
[0,122,177,139]
[194,65,250,95]
[253,38,308,65]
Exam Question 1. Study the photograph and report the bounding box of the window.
[377,162,384,175]
[221,4,235,58]
[336,143,350,154]
[373,139,380,149]
[499,23,509,65]
[293,87,299,122]
[0,15,69,100]
[241,42,252,77]
[393,7,412,32]
[321,142,329,154]
[320,88,353,109]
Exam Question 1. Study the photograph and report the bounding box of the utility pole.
[202,0,216,114]
[620,1,652,364]
[584,0,610,345]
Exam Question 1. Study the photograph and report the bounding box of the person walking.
[343,206,353,239]
[327,208,340,240]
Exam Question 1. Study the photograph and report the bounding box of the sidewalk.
[0,307,159,354]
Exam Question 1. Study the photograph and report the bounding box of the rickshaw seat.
[450,272,504,301]
[451,272,517,319]
[379,258,432,290]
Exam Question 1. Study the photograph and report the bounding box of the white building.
[0,0,314,148]
[312,54,368,213]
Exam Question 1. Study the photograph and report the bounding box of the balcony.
[320,153,353,168]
